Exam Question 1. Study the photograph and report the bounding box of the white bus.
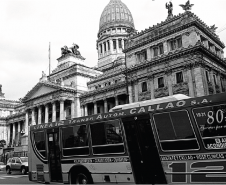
[28,92,226,184]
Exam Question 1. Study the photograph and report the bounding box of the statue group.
[61,43,81,56]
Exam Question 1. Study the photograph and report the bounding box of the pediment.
[25,84,59,101]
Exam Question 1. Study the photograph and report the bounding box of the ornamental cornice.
[80,81,126,99]
[124,21,224,53]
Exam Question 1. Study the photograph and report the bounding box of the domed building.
[97,0,135,70]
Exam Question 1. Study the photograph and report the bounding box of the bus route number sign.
[168,160,226,183]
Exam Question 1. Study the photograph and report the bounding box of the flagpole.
[49,42,51,77]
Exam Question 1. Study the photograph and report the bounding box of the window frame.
[141,81,148,92]
[33,131,46,160]
[158,77,164,88]
[176,71,183,84]
[90,120,125,156]
[153,109,200,152]
[61,124,90,157]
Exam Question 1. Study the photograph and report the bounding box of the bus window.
[153,110,199,151]
[90,119,124,155]
[33,131,46,158]
[61,125,89,156]
[193,104,226,150]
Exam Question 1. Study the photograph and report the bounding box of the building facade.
[1,0,226,156]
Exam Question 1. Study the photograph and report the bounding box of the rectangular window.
[34,131,46,158]
[177,37,182,48]
[153,47,158,57]
[159,44,164,55]
[62,125,89,156]
[118,39,122,48]
[153,110,199,151]
[176,72,183,83]
[169,40,176,51]
[193,104,226,150]
[113,40,116,50]
[141,82,147,92]
[158,77,164,88]
[90,120,124,155]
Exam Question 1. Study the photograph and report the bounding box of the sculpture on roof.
[166,1,173,18]
[179,0,194,12]
[61,46,71,56]
[210,24,218,32]
[70,43,81,56]
[61,44,82,57]
[0,84,2,93]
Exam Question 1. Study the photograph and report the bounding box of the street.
[0,171,36,184]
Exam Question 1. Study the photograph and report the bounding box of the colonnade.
[81,94,127,116]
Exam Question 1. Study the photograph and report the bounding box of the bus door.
[121,114,167,184]
[47,128,62,182]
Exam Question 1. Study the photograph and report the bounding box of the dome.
[99,0,135,34]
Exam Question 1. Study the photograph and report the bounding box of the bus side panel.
[61,160,134,183]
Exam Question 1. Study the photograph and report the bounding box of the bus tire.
[69,169,93,184]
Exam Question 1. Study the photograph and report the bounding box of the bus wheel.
[70,170,93,184]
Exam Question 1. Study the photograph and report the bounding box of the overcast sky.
[0,0,226,101]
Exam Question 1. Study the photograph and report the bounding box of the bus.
[28,92,226,184]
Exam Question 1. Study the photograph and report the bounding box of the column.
[186,67,195,97]
[104,99,108,113]
[84,104,88,116]
[134,81,139,102]
[128,83,133,103]
[7,125,11,146]
[52,101,56,122]
[116,39,119,53]
[110,40,113,54]
[60,99,65,120]
[32,108,36,125]
[166,72,173,96]
[12,123,15,145]
[38,106,42,124]
[94,101,97,114]
[71,100,75,119]
[45,104,49,123]
[210,70,216,94]
[115,96,119,106]
[147,47,151,60]
[18,122,21,143]
[148,76,155,99]
[25,111,28,135]
[217,73,222,92]
[80,105,84,117]
[74,97,81,118]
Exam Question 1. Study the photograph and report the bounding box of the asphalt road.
[0,170,36,184]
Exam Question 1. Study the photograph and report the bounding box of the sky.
[0,0,226,101]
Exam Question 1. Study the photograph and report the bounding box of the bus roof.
[109,94,191,112]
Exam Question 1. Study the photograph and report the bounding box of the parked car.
[0,162,6,171]
[6,157,28,175]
